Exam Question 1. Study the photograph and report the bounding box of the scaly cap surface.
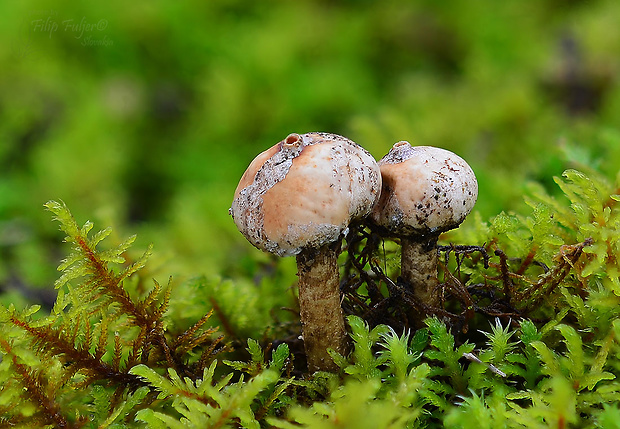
[231,132,381,256]
[371,141,477,237]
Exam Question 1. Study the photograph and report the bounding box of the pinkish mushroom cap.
[231,132,381,256]
[371,141,478,237]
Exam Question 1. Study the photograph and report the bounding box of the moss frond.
[0,201,225,426]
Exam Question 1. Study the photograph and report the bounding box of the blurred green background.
[1,0,619,309]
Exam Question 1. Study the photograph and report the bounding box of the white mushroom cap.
[230,132,381,256]
[371,141,478,237]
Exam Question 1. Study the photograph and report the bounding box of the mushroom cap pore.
[231,133,381,256]
[371,145,477,236]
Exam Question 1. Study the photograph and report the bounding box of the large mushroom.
[230,132,381,372]
[371,141,478,309]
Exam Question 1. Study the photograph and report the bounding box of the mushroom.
[230,132,381,372]
[370,141,477,309]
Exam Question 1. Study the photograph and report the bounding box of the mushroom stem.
[296,242,348,372]
[401,235,440,309]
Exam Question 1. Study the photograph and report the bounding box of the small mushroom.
[230,132,381,372]
[371,141,478,309]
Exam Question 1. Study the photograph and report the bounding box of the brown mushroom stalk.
[296,241,347,371]
[230,132,381,372]
[371,141,478,311]
[400,234,441,307]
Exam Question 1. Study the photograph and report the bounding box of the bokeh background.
[2,0,620,311]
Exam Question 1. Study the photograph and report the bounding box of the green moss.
[1,169,620,426]
[2,1,620,426]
